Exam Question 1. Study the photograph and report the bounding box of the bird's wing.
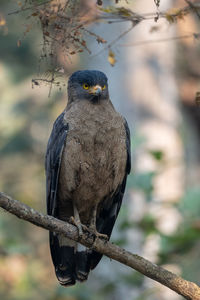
[89,118,131,270]
[124,118,131,174]
[46,112,77,286]
[45,111,68,217]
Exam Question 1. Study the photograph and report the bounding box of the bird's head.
[67,70,109,104]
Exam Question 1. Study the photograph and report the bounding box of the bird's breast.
[58,100,127,218]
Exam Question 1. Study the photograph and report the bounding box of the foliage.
[2,0,200,87]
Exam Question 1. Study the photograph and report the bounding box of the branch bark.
[0,191,200,300]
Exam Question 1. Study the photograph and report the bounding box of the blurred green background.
[0,1,200,300]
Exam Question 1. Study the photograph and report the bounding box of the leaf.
[81,40,86,47]
[165,13,176,24]
[0,15,6,26]
[100,6,114,13]
[108,49,116,66]
[101,6,132,17]
[149,150,164,161]
[149,26,160,33]
[96,36,107,44]
[117,7,132,17]
[55,24,62,30]
[97,0,103,5]
[24,24,32,35]
[195,91,200,106]
[32,79,39,86]
[165,8,187,24]
[193,33,200,40]
[17,40,21,47]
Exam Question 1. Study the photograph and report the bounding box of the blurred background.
[0,0,200,299]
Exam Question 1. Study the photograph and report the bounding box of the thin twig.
[8,0,51,16]
[92,22,137,58]
[185,0,200,19]
[0,192,200,300]
[119,33,199,47]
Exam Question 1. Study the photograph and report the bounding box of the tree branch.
[0,191,200,300]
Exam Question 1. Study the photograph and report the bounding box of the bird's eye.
[83,83,89,90]
[102,85,106,90]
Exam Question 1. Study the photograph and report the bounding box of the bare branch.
[8,0,52,15]
[93,22,136,58]
[0,192,200,299]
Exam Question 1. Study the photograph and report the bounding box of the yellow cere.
[102,85,106,90]
[83,83,89,90]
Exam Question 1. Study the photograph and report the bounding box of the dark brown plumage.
[45,70,131,286]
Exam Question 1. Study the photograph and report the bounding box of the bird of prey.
[45,70,131,286]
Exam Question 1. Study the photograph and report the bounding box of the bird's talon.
[81,224,88,232]
[96,232,108,241]
[69,216,83,237]
[88,226,108,241]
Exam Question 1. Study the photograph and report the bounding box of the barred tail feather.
[49,233,76,286]
[75,244,91,282]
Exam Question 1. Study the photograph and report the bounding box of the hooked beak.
[89,85,102,96]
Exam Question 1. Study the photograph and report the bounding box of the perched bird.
[45,70,131,286]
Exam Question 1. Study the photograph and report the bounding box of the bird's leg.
[69,204,85,237]
[89,204,108,240]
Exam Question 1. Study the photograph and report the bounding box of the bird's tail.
[75,244,92,282]
[50,233,92,285]
[50,232,76,286]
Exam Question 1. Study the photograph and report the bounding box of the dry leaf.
[108,49,116,66]
[81,40,86,47]
[17,40,21,47]
[149,26,160,33]
[165,8,187,24]
[96,36,107,44]
[195,92,200,106]
[0,15,6,27]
